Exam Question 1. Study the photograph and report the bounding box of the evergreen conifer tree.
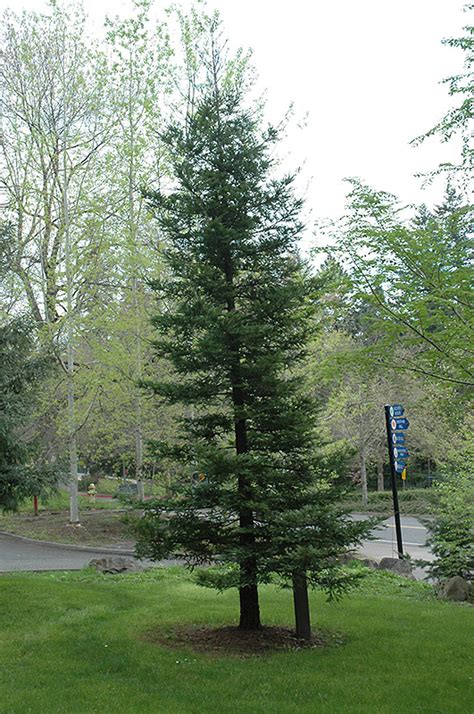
[0,317,58,510]
[136,34,371,634]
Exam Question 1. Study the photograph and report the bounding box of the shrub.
[427,470,474,581]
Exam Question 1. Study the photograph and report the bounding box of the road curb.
[0,530,136,557]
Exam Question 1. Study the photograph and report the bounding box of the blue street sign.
[394,460,406,473]
[393,447,409,459]
[391,432,405,445]
[390,417,409,431]
[389,404,404,417]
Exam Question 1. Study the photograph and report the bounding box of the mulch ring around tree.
[142,624,346,657]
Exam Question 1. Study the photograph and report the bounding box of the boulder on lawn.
[377,557,414,578]
[440,576,470,602]
[89,556,143,574]
[358,558,378,570]
[338,553,378,569]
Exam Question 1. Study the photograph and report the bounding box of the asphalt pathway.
[0,533,177,572]
[354,514,432,562]
[0,515,431,573]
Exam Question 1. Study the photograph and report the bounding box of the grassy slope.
[0,569,472,713]
[0,490,131,546]
[0,509,131,546]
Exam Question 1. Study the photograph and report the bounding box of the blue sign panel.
[389,404,404,417]
[391,432,405,445]
[390,417,409,431]
[394,460,406,473]
[393,447,409,459]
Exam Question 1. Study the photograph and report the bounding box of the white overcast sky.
[1,0,468,230]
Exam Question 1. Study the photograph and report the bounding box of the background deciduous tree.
[328,179,473,390]
[0,3,112,521]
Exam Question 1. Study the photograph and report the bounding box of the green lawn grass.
[15,490,118,514]
[94,477,166,498]
[0,568,472,713]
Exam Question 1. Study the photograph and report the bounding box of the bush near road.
[342,488,438,515]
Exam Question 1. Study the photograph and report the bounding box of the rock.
[338,553,378,569]
[89,556,143,574]
[440,576,470,602]
[377,557,414,578]
[358,558,378,570]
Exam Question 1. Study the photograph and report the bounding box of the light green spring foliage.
[1,0,472,512]
[427,415,474,580]
[330,179,473,390]
[412,3,473,181]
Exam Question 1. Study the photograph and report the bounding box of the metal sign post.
[384,404,410,559]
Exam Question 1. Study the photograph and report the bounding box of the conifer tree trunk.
[235,406,261,630]
[225,260,260,630]
[292,571,311,640]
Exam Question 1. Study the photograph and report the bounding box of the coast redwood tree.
[136,36,370,634]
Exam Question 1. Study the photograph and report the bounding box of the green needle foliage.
[0,317,58,511]
[135,33,372,632]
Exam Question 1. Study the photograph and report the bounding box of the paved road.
[353,514,432,562]
[0,534,175,572]
[0,515,432,573]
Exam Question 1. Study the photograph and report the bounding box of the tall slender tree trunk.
[234,405,260,630]
[128,55,145,501]
[360,445,368,507]
[225,258,260,630]
[132,265,145,501]
[131,224,145,503]
[134,389,144,500]
[66,342,79,523]
[62,102,79,524]
[377,457,385,492]
[213,60,260,627]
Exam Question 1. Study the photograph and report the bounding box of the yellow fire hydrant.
[88,482,97,504]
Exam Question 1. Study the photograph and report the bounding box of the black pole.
[384,405,404,559]
[292,571,311,641]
